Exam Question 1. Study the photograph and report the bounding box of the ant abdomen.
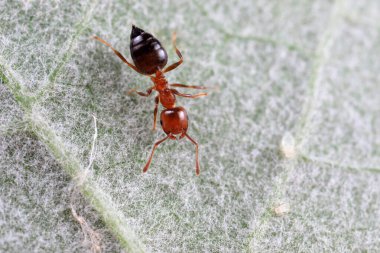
[130,25,168,75]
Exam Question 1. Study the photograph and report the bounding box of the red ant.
[93,25,208,175]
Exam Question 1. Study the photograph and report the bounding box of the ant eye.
[160,120,163,126]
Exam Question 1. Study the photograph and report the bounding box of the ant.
[93,25,208,175]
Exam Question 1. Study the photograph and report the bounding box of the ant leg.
[93,35,144,75]
[143,135,170,173]
[170,89,207,99]
[163,32,183,73]
[152,95,159,131]
[170,83,207,90]
[128,86,154,97]
[184,133,200,176]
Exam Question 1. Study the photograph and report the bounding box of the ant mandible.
[93,25,208,175]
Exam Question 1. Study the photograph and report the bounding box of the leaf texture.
[1,0,379,252]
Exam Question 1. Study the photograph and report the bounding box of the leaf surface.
[1,0,379,252]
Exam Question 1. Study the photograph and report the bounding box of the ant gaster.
[93,25,208,175]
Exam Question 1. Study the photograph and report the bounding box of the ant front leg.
[143,134,172,173]
[184,133,200,176]
[170,89,207,99]
[163,32,183,73]
[93,36,145,75]
[152,95,159,131]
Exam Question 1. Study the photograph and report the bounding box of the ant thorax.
[151,70,169,91]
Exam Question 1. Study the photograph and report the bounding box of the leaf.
[0,72,124,252]
[1,0,380,252]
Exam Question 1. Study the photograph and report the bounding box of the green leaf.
[1,0,379,252]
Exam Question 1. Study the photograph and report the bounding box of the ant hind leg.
[93,35,143,74]
[163,32,183,73]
